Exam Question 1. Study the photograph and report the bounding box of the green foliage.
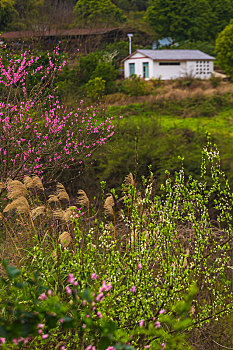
[104,40,135,65]
[145,0,233,42]
[0,0,16,30]
[113,0,150,11]
[13,0,44,30]
[73,0,126,26]
[1,139,232,348]
[209,75,222,88]
[145,0,212,42]
[120,75,152,96]
[57,51,118,99]
[91,62,118,93]
[78,51,103,84]
[215,20,233,79]
[210,0,233,35]
[176,40,215,56]
[86,77,106,101]
[0,260,199,349]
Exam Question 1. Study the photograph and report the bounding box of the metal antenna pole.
[127,33,133,55]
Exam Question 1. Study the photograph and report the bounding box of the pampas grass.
[4,196,30,214]
[24,175,44,192]
[0,182,6,192]
[56,183,70,203]
[7,180,28,200]
[31,205,47,220]
[48,195,60,205]
[77,190,89,207]
[104,194,115,217]
[59,231,71,248]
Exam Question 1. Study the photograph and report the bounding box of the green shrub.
[86,77,106,101]
[210,75,222,88]
[121,75,152,96]
[0,261,197,349]
[91,62,118,94]
[1,140,232,348]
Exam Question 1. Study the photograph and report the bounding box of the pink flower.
[39,293,47,300]
[68,273,75,284]
[91,273,99,280]
[137,263,142,269]
[154,321,161,328]
[159,309,165,314]
[139,319,144,327]
[65,286,72,295]
[106,347,115,350]
[37,323,45,329]
[41,334,49,339]
[130,286,136,293]
[161,343,166,350]
[0,338,6,344]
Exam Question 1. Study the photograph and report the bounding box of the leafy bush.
[0,261,197,349]
[120,75,152,96]
[0,140,232,348]
[210,75,222,88]
[91,62,118,94]
[86,77,106,102]
[215,20,233,78]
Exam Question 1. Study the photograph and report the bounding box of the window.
[129,63,135,76]
[143,62,149,78]
[159,62,180,66]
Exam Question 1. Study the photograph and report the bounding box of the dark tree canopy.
[145,0,233,42]
[215,20,233,78]
[112,0,150,11]
[0,0,16,30]
[73,0,126,27]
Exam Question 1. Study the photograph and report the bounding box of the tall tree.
[14,0,43,29]
[73,0,126,27]
[145,0,228,42]
[0,0,16,30]
[209,0,233,37]
[215,20,233,79]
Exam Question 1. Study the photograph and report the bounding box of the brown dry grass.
[104,80,233,106]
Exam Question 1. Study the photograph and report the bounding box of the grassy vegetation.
[83,84,233,194]
[0,49,233,350]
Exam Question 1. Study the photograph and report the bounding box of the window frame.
[129,63,135,76]
[143,62,149,78]
[159,62,181,66]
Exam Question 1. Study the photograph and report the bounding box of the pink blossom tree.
[0,45,114,182]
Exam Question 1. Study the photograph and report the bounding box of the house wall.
[153,61,187,80]
[124,57,214,80]
[124,57,154,79]
[187,60,214,79]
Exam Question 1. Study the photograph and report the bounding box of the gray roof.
[135,49,215,61]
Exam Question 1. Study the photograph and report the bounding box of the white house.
[122,50,215,80]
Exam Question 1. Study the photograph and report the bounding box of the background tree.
[0,0,16,30]
[145,0,230,42]
[73,0,126,27]
[13,0,76,30]
[209,0,233,37]
[112,0,149,11]
[215,20,233,79]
